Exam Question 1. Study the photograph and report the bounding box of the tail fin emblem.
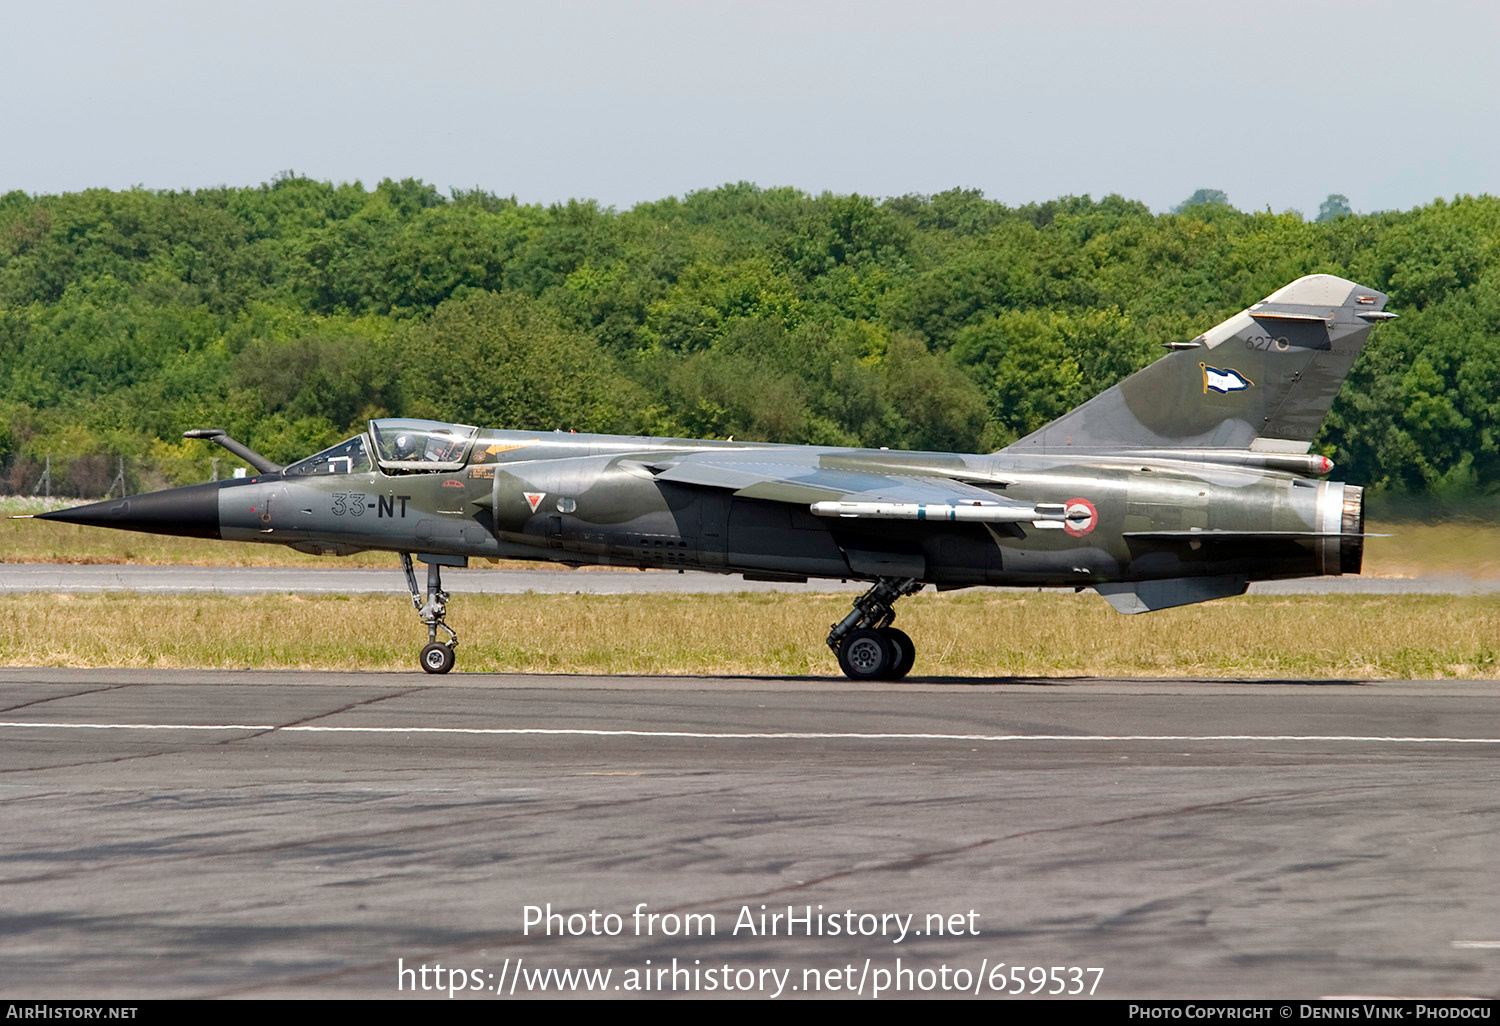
[1201,364,1254,394]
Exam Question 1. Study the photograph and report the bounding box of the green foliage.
[639,257,801,353]
[232,319,399,430]
[401,291,639,434]
[1317,194,1352,222]
[877,334,991,451]
[1173,188,1232,213]
[0,178,1497,496]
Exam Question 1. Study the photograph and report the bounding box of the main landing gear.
[827,576,924,680]
[402,553,458,674]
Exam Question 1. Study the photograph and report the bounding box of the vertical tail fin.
[1005,275,1393,455]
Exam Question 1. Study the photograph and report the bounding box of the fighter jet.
[30,274,1395,678]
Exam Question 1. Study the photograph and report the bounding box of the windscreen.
[283,435,373,476]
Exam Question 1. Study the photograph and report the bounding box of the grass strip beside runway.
[2,592,1495,679]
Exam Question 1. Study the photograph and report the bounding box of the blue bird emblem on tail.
[1200,364,1253,394]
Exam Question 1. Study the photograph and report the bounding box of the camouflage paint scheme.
[38,275,1393,675]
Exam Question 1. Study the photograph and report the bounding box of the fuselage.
[174,424,1360,589]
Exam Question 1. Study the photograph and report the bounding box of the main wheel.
[420,642,455,674]
[880,627,916,679]
[837,628,895,680]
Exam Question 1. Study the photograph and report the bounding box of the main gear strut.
[402,552,459,673]
[826,576,924,680]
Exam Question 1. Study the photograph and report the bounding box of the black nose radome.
[38,481,223,539]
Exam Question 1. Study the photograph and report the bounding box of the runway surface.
[4,563,1498,595]
[1,668,1496,999]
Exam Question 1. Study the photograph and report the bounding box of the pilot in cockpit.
[392,433,419,460]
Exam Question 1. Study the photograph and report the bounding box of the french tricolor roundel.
[524,491,546,513]
[1063,497,1097,536]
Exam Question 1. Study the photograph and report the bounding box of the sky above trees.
[5,0,1497,215]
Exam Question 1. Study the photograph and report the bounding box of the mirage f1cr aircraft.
[32,275,1395,678]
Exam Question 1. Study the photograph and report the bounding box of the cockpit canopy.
[283,434,373,476]
[369,419,478,472]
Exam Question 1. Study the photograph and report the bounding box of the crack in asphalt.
[0,684,127,715]
[227,686,431,744]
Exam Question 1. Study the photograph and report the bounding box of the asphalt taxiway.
[1,668,1496,999]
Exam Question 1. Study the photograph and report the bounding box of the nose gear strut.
[402,552,458,673]
[827,576,924,680]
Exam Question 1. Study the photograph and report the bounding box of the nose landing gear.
[402,553,459,674]
[827,577,924,680]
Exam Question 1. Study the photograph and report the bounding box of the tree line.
[1,176,1496,497]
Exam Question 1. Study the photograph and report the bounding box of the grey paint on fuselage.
[216,432,1343,589]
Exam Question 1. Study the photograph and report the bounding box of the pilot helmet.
[393,433,417,459]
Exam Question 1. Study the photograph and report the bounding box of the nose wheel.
[402,553,459,674]
[827,577,923,680]
[420,642,456,674]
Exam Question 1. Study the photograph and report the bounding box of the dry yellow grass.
[2,592,1494,679]
[1360,521,1500,579]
